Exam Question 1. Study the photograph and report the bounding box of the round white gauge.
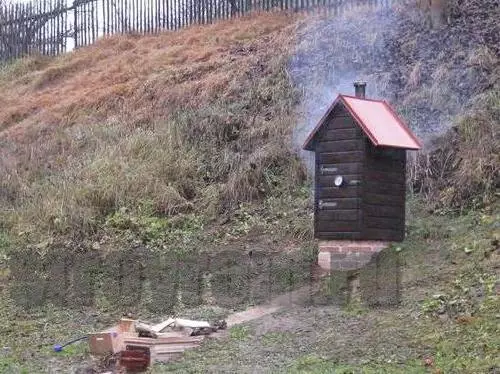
[334,175,344,187]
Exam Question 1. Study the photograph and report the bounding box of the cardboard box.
[88,326,122,355]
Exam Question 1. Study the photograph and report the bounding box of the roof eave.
[376,143,421,150]
[381,100,423,150]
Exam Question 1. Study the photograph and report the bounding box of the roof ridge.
[339,94,386,103]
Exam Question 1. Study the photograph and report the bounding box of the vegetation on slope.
[0,0,498,245]
[413,90,499,211]
[0,13,307,246]
[0,198,497,372]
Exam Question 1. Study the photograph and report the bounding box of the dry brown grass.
[0,12,308,237]
[0,12,298,139]
[410,89,500,211]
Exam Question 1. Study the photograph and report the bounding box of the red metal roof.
[303,94,422,151]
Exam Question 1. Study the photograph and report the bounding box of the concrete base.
[318,240,390,272]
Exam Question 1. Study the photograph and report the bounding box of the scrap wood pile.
[89,317,227,371]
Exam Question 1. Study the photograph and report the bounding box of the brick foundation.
[318,240,389,272]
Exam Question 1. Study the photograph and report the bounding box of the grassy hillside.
[0,1,498,247]
[0,13,306,245]
[0,1,498,372]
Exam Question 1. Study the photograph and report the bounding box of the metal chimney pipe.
[354,81,366,99]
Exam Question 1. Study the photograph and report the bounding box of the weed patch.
[411,89,500,212]
[229,325,251,341]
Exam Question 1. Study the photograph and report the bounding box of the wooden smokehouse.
[303,82,422,243]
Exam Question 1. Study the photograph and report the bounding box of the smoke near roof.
[289,7,398,171]
[289,0,499,171]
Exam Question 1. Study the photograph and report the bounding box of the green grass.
[229,325,252,341]
[0,297,98,373]
[1,197,497,373]
[0,358,31,374]
[288,355,428,374]
[0,55,50,85]
[149,198,499,374]
[261,331,294,346]
[0,231,10,259]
